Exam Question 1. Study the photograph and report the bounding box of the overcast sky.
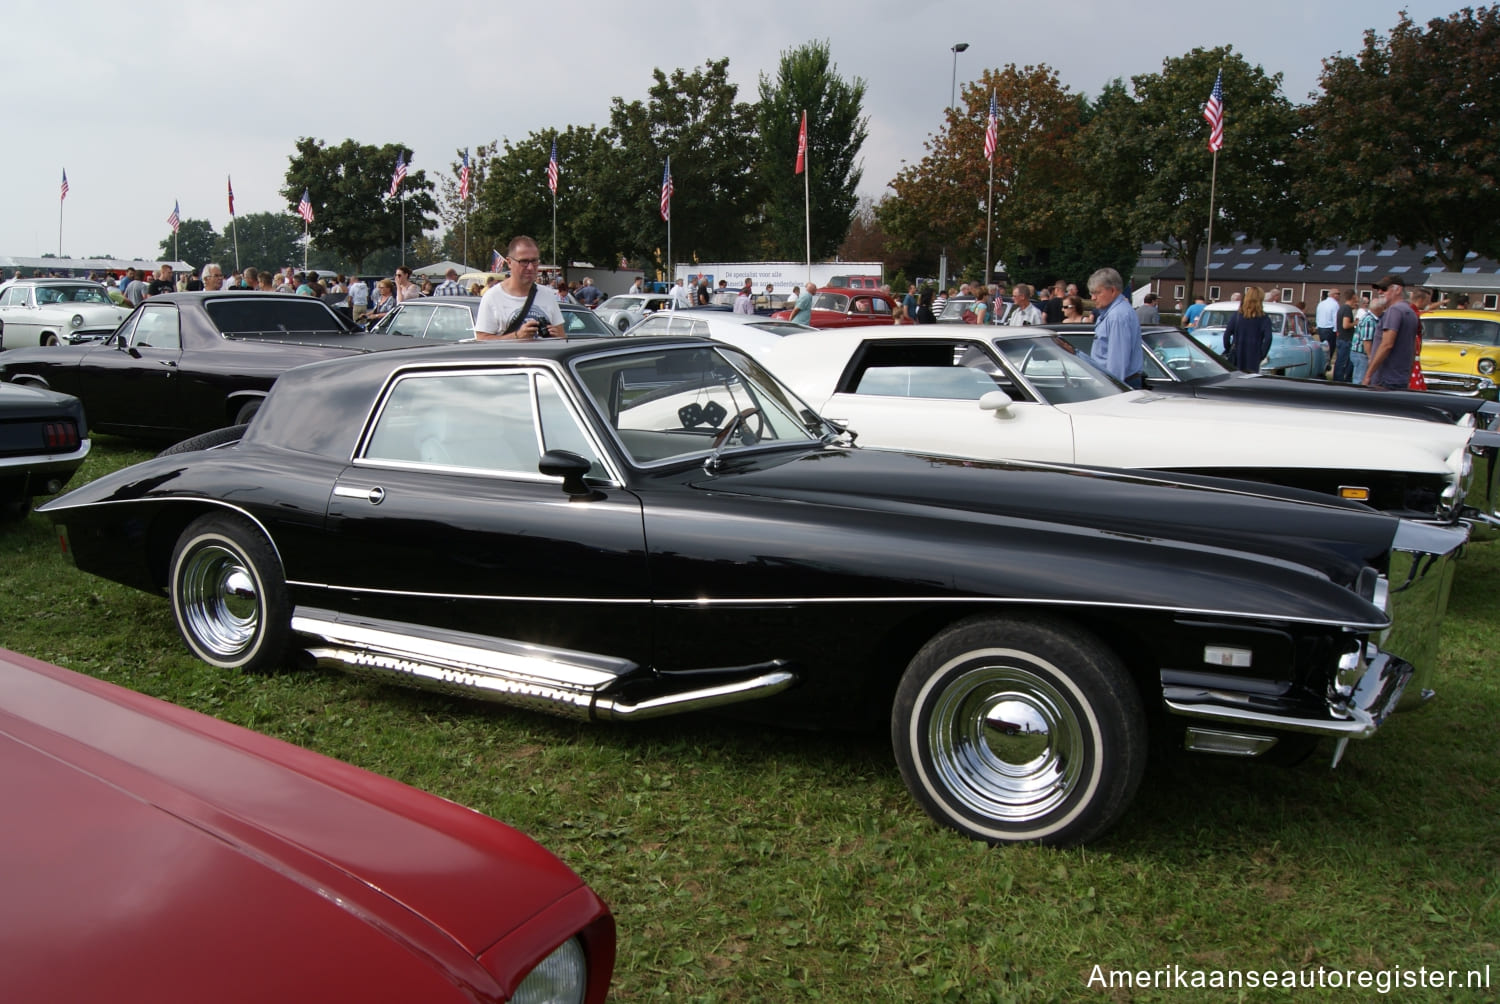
[6,0,1461,264]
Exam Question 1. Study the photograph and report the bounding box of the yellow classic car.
[1419,309,1500,398]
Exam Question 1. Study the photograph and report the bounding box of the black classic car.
[39,337,1465,846]
[1050,324,1500,423]
[0,380,89,519]
[0,292,429,440]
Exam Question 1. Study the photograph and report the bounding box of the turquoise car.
[1192,301,1328,378]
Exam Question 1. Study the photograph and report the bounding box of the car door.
[815,338,1077,463]
[320,365,650,661]
[0,286,36,347]
[77,302,183,434]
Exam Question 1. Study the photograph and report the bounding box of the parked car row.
[36,334,1468,850]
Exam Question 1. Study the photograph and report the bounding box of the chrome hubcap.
[927,661,1084,823]
[179,544,260,659]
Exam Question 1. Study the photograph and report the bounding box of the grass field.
[2,435,1496,1001]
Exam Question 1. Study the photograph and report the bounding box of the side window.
[846,342,1009,400]
[389,304,435,337]
[851,297,872,314]
[871,298,893,316]
[425,306,474,341]
[131,305,181,349]
[363,370,543,476]
[0,287,26,307]
[535,373,603,475]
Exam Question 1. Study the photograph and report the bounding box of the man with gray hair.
[201,263,228,291]
[1086,267,1144,388]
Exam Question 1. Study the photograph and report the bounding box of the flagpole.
[552,190,557,274]
[58,196,63,260]
[399,192,406,268]
[303,219,309,273]
[232,217,240,274]
[1203,151,1219,302]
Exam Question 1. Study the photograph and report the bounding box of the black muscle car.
[0,292,430,440]
[0,380,89,519]
[38,337,1466,846]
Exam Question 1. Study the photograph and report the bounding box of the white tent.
[411,260,470,279]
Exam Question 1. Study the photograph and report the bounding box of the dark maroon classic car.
[0,646,614,1002]
[37,336,1464,846]
[0,291,432,440]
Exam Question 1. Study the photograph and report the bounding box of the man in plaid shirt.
[434,268,464,296]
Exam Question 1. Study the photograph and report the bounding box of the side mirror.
[979,390,1014,414]
[539,449,604,502]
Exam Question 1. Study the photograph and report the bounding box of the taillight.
[42,421,79,451]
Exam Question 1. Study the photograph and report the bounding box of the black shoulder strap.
[502,284,539,335]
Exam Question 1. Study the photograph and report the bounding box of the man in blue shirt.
[791,282,817,325]
[1087,267,1144,388]
[1183,295,1207,328]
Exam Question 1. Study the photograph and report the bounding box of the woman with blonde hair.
[1224,286,1273,373]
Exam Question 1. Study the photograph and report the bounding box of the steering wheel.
[711,407,766,448]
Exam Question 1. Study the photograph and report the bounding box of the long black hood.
[697,446,1402,588]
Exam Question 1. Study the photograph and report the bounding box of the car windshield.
[991,334,1126,404]
[937,298,975,321]
[1143,328,1231,380]
[1199,309,1286,334]
[561,307,614,337]
[601,296,639,311]
[34,284,112,305]
[573,344,825,466]
[1422,316,1500,346]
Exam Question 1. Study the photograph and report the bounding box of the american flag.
[389,152,407,197]
[983,92,999,162]
[794,111,807,175]
[547,140,559,195]
[297,188,314,224]
[227,175,235,216]
[60,169,69,202]
[459,149,470,203]
[660,157,673,221]
[1203,70,1224,153]
[167,201,181,233]
[490,249,503,272]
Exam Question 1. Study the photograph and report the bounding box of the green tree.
[158,218,217,268]
[281,138,439,270]
[1078,48,1299,296]
[212,212,305,274]
[756,40,868,261]
[880,65,1084,284]
[472,126,613,274]
[1298,6,1500,269]
[596,59,762,273]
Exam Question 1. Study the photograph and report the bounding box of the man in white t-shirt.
[669,278,694,309]
[474,236,564,339]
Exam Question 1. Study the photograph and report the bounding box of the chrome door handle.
[333,485,385,504]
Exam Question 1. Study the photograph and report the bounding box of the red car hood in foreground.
[0,648,612,1002]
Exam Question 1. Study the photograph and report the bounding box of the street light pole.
[942,42,969,294]
[950,42,969,112]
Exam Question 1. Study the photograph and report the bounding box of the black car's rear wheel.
[169,513,290,672]
[892,614,1146,846]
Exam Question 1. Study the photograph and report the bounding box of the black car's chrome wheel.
[169,513,289,672]
[893,615,1145,846]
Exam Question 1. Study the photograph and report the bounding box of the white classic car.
[749,327,1497,524]
[595,293,673,333]
[0,278,132,348]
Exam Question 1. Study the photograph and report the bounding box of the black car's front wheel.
[169,513,290,672]
[892,614,1146,847]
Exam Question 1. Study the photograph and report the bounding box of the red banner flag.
[794,111,807,175]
